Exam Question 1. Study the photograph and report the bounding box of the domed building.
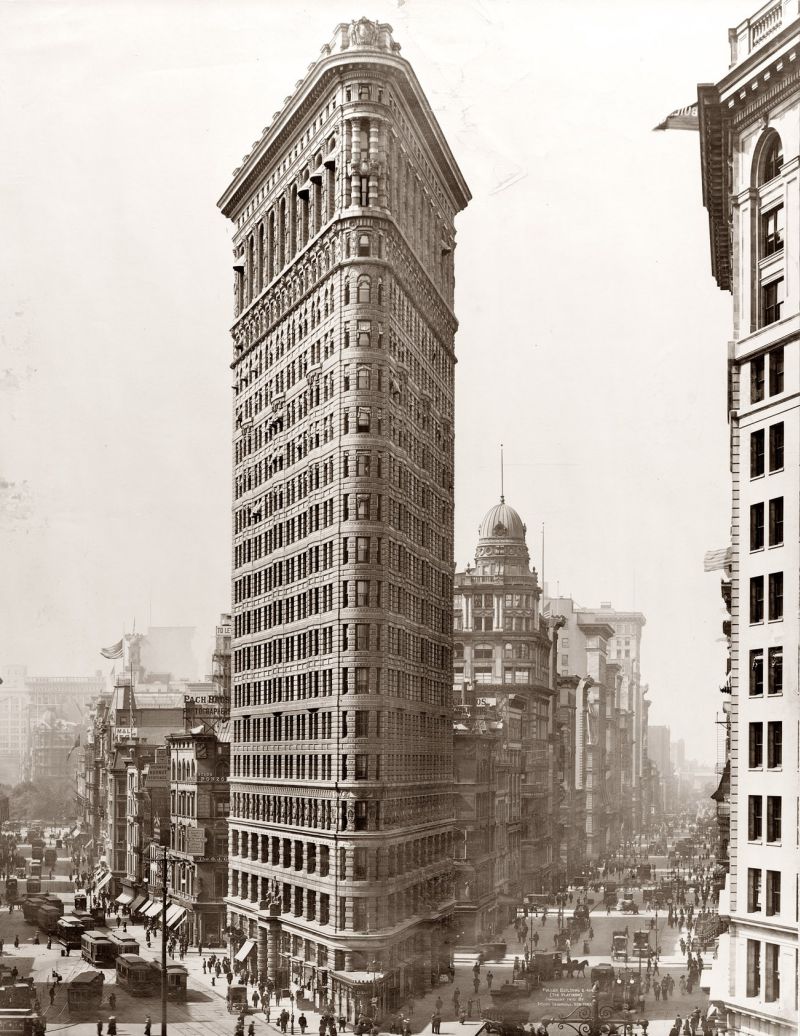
[452,496,558,940]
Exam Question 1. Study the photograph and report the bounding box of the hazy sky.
[0,0,750,762]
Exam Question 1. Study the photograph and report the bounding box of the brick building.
[218,18,470,1021]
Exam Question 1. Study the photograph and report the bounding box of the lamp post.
[151,823,172,1036]
[369,959,382,1022]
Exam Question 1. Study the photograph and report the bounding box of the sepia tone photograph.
[0,2,797,1036]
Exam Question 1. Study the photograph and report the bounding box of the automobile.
[227,984,250,1014]
[620,899,639,914]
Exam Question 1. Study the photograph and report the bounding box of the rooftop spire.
[500,442,505,504]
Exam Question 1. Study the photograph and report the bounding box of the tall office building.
[681,3,800,1031]
[218,18,470,1021]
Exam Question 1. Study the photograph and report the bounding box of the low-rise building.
[166,729,230,947]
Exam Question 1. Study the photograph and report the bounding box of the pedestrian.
[459,1008,467,1025]
[13,935,19,949]
[435,997,443,1013]
[453,988,461,1008]
[47,936,52,950]
[97,1022,103,1036]
[49,986,55,1005]
[299,1014,308,1034]
[248,1023,256,1036]
[654,981,661,1001]
[203,959,207,974]
[145,1016,152,1035]
[473,976,479,994]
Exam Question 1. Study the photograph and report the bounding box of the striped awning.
[144,900,165,918]
[166,905,187,929]
[116,891,134,906]
[95,871,112,891]
[235,939,256,963]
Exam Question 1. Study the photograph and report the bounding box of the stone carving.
[348,18,379,47]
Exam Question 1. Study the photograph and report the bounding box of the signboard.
[186,827,206,856]
[114,727,139,741]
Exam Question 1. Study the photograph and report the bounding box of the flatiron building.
[218,18,470,1021]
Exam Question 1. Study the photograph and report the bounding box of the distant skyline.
[0,0,750,762]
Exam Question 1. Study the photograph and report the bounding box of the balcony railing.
[729,0,798,66]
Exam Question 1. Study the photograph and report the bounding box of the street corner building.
[691,3,800,1034]
[217,18,471,1020]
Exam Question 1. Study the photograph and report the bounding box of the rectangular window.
[768,571,783,620]
[751,429,766,477]
[750,577,764,623]
[354,710,369,738]
[761,206,784,257]
[765,943,780,1003]
[354,754,368,780]
[746,940,761,998]
[766,871,781,917]
[748,722,763,768]
[750,502,765,550]
[356,536,370,563]
[769,347,784,395]
[748,795,763,840]
[767,721,782,767]
[769,422,784,471]
[750,649,764,695]
[751,355,765,403]
[762,278,784,326]
[768,647,782,694]
[767,796,781,842]
[747,867,762,912]
[768,497,783,545]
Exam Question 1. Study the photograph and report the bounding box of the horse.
[564,959,589,978]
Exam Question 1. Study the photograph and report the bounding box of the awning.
[116,892,134,906]
[235,939,256,963]
[144,900,165,918]
[130,895,147,913]
[95,872,112,891]
[166,905,187,929]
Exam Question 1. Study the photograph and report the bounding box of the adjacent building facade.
[686,3,800,1031]
[453,500,556,904]
[219,18,470,1020]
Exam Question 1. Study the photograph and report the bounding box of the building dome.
[478,499,527,542]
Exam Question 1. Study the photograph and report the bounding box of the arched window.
[503,642,514,659]
[357,234,371,257]
[357,276,371,304]
[759,132,783,185]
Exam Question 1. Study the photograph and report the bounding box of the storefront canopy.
[144,900,165,918]
[165,905,187,928]
[95,872,112,892]
[130,895,147,914]
[234,939,256,963]
[116,892,134,906]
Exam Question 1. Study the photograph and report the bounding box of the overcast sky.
[1,0,752,762]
